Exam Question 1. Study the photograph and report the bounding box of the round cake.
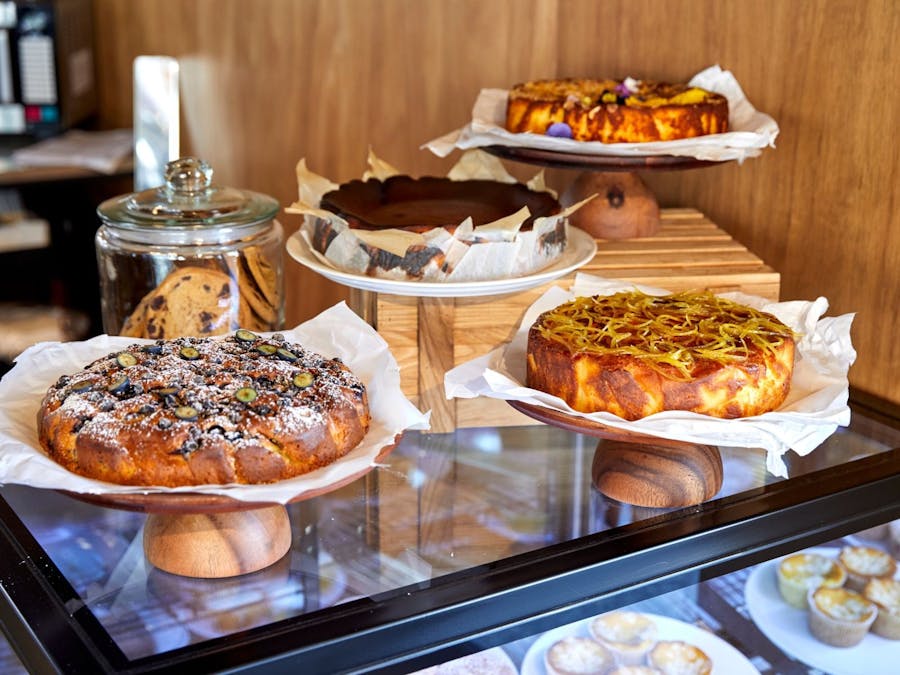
[864,577,900,640]
[526,290,796,420]
[506,77,729,143]
[313,175,567,281]
[37,330,371,486]
[320,176,561,233]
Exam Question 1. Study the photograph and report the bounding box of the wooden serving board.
[350,208,780,432]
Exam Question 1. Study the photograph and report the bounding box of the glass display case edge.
[3,447,898,674]
[0,498,115,674]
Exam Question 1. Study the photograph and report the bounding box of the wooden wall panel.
[91,0,900,405]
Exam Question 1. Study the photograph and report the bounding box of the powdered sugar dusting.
[39,331,368,485]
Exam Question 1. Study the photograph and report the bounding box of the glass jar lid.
[97,157,279,244]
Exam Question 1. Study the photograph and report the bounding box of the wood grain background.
[91,0,899,405]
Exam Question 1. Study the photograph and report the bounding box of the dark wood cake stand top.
[482,144,727,172]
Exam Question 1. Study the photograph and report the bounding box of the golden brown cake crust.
[506,77,729,143]
[526,290,795,420]
[37,331,370,486]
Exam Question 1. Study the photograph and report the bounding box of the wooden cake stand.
[61,439,398,579]
[483,145,725,240]
[507,401,723,508]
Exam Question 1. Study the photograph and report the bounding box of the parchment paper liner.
[0,302,430,503]
[444,274,854,477]
[424,65,779,163]
[285,149,590,283]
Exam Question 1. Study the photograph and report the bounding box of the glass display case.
[0,392,899,674]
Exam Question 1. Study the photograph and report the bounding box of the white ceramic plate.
[744,547,899,675]
[520,612,758,675]
[286,226,597,298]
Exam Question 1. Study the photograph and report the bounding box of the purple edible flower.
[546,122,573,138]
[615,77,641,97]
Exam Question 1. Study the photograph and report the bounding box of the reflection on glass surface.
[0,407,898,662]
[0,634,26,675]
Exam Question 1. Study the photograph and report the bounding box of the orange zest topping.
[535,290,796,381]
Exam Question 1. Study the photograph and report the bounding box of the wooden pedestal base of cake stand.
[507,400,723,507]
[592,438,723,508]
[562,171,661,240]
[58,437,401,578]
[484,144,723,240]
[143,505,292,579]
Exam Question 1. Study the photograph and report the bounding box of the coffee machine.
[0,0,96,141]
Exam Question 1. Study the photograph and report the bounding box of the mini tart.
[526,290,796,420]
[807,586,877,647]
[776,552,846,609]
[838,545,898,592]
[588,611,657,665]
[864,578,900,640]
[544,636,614,675]
[647,641,712,675]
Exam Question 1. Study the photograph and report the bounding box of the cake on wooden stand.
[37,330,384,579]
[501,75,729,239]
[521,287,794,507]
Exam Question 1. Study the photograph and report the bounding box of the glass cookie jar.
[95,157,284,338]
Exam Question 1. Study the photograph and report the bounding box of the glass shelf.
[0,397,899,673]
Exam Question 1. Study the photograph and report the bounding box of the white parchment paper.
[286,150,584,283]
[445,275,855,477]
[0,302,430,503]
[424,65,779,163]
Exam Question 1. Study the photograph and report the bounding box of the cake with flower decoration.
[505,77,729,143]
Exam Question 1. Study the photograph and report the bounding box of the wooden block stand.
[349,209,781,433]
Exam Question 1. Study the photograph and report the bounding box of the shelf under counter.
[0,400,899,674]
